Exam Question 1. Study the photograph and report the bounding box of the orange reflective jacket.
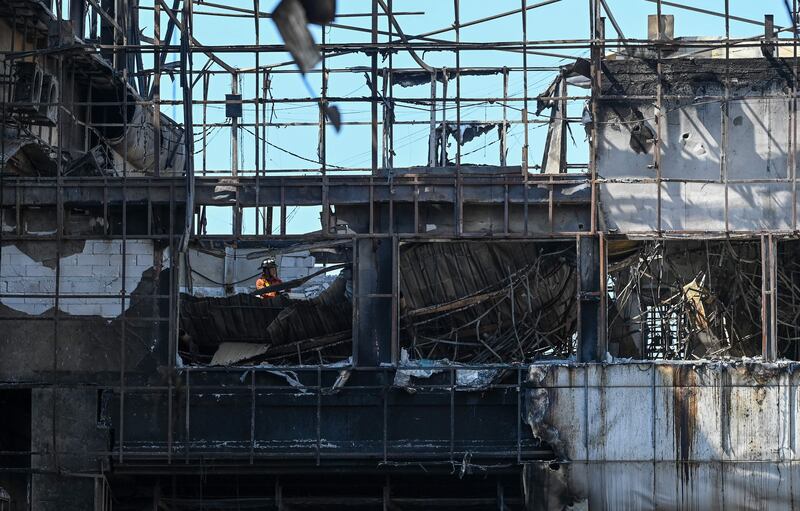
[256,276,282,298]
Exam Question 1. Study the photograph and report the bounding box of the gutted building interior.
[2,0,800,509]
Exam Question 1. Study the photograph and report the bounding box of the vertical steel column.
[598,231,608,357]
[184,371,190,461]
[371,0,378,175]
[69,0,85,37]
[249,370,256,463]
[762,234,778,360]
[119,8,130,465]
[100,0,117,66]
[0,13,7,399]
[763,14,775,57]
[391,235,398,364]
[793,2,799,232]
[597,7,607,357]
[382,370,389,462]
[577,234,601,362]
[558,69,568,174]
[199,71,206,179]
[254,0,261,235]
[428,72,437,166]
[153,0,162,179]
[654,2,663,233]
[263,72,272,235]
[381,68,389,170]
[316,366,321,465]
[521,0,529,233]
[52,52,65,471]
[449,368,455,462]
[321,28,330,235]
[521,0,529,176]
[355,237,393,366]
[280,180,286,235]
[501,67,508,166]
[352,236,360,363]
[722,0,730,232]
[454,0,462,235]
[792,0,800,232]
[440,69,448,167]
[382,476,391,511]
[231,71,241,236]
[516,368,522,463]
[387,0,395,171]
[589,1,601,234]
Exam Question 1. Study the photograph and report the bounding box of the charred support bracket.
[354,237,393,366]
[577,235,601,362]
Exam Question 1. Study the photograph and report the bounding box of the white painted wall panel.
[0,240,164,318]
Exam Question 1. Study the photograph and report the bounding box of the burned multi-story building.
[2,0,800,509]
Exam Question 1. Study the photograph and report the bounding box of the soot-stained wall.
[598,58,797,234]
[525,361,800,509]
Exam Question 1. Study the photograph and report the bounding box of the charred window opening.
[399,241,577,363]
[607,240,765,359]
[178,241,353,366]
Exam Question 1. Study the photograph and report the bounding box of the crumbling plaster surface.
[1,240,168,317]
[525,361,800,509]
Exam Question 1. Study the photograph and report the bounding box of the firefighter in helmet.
[256,257,282,298]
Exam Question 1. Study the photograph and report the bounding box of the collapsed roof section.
[400,241,577,364]
[178,240,580,369]
[179,276,353,366]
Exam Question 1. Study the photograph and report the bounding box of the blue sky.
[129,0,793,234]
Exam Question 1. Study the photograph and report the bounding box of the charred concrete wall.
[525,361,800,509]
[30,388,106,511]
[597,58,797,234]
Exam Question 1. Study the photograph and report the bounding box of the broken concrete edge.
[1,240,169,318]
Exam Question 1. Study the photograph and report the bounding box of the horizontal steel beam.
[1,173,592,207]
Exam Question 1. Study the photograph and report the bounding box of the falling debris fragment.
[272,0,337,73]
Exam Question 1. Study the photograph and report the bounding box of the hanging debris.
[391,68,501,88]
[536,58,592,174]
[272,0,336,73]
[607,240,764,359]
